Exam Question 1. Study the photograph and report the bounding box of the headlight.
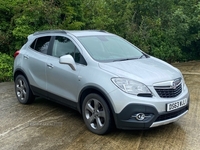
[181,75,187,91]
[111,77,152,96]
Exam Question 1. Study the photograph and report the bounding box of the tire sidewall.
[15,75,31,104]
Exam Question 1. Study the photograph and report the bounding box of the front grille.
[155,106,188,122]
[154,83,182,98]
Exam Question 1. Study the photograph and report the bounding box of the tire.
[82,93,112,135]
[15,75,35,104]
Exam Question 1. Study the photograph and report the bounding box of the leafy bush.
[0,52,14,82]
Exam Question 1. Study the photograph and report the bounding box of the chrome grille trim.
[154,78,182,98]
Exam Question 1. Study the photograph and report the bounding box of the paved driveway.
[0,61,200,150]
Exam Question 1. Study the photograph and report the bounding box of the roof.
[66,30,111,37]
[32,30,112,37]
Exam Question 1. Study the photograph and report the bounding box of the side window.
[52,36,75,57]
[52,36,86,65]
[30,36,51,54]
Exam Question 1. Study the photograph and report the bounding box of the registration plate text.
[167,98,187,112]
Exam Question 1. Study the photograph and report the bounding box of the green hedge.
[0,52,14,82]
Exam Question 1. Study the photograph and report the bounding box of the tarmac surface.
[0,61,200,150]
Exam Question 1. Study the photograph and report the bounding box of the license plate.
[167,98,187,112]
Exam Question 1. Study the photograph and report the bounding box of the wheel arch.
[78,86,116,124]
[14,69,29,84]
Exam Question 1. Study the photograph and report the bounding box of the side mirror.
[59,55,76,71]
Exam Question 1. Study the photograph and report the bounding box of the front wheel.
[82,93,112,135]
[15,75,35,104]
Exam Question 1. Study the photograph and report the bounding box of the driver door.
[45,36,85,104]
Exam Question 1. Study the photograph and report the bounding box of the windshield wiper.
[113,58,138,62]
[139,54,145,59]
[139,53,149,59]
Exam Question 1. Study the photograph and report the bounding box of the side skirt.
[30,85,78,111]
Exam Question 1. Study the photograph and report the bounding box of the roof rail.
[86,30,107,33]
[33,30,66,35]
[99,30,107,33]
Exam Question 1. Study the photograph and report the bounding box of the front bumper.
[114,101,189,130]
[150,110,188,128]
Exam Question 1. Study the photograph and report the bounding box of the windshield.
[78,35,144,62]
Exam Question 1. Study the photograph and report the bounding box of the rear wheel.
[82,93,112,135]
[15,75,35,104]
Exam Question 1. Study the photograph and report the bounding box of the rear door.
[23,36,52,96]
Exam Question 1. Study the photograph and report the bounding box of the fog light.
[135,113,145,121]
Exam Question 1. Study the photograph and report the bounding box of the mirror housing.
[59,55,76,71]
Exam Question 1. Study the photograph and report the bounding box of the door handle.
[47,63,54,69]
[24,55,29,59]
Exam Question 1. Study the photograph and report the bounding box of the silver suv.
[14,30,189,134]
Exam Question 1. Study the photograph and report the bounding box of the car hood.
[98,57,181,85]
